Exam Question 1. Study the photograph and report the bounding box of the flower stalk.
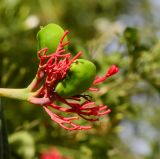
[0,88,30,101]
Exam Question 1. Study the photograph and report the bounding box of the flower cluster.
[28,31,118,130]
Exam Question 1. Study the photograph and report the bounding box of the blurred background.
[0,0,160,159]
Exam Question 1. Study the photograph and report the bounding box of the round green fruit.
[37,23,67,53]
[55,59,96,98]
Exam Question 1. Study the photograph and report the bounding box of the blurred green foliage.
[0,0,160,159]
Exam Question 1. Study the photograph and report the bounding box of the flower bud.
[55,59,96,98]
[37,23,67,53]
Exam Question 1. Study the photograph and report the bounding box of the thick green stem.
[0,88,30,101]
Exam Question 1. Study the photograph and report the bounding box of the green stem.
[0,88,30,101]
[27,73,44,92]
[27,76,39,91]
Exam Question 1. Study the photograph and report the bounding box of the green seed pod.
[37,23,67,53]
[55,59,96,98]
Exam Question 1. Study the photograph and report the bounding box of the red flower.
[40,147,70,159]
[28,31,119,130]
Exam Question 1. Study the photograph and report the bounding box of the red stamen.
[93,65,119,85]
[89,87,99,92]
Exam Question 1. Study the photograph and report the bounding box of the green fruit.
[55,59,96,98]
[37,23,67,53]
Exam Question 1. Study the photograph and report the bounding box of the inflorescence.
[27,30,119,130]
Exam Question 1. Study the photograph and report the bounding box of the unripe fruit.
[55,59,96,98]
[37,23,67,53]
